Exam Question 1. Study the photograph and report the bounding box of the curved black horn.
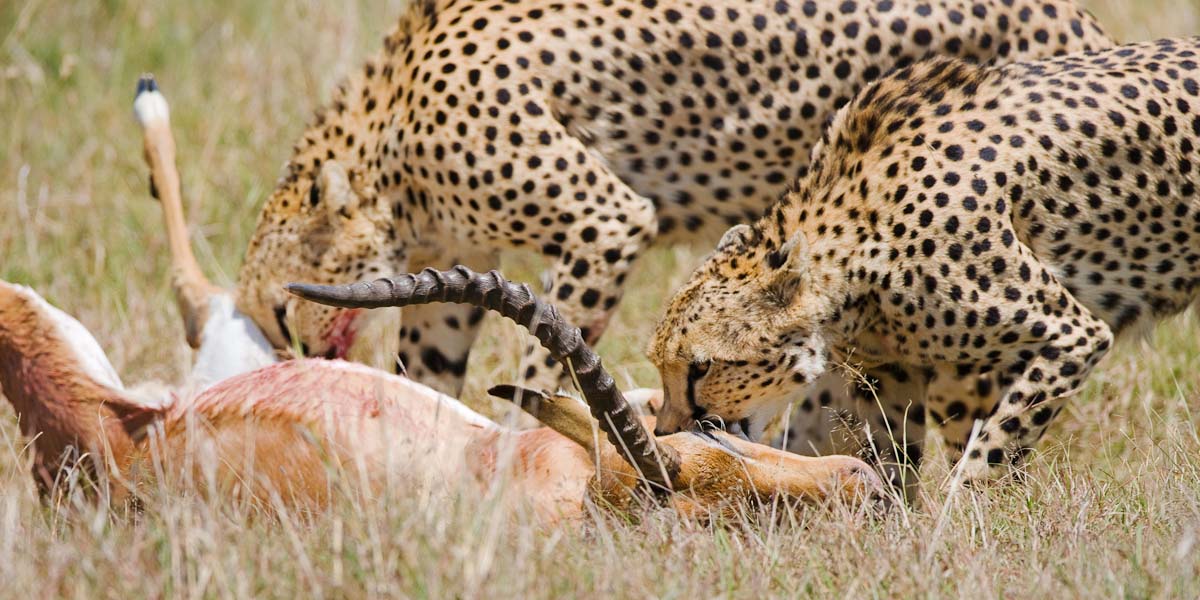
[286,266,679,488]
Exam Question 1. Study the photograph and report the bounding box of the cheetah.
[235,0,1110,395]
[649,37,1200,488]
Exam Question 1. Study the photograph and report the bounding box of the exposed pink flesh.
[325,308,362,359]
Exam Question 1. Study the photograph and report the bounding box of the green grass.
[2,0,1200,596]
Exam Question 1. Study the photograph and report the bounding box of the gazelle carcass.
[0,76,885,523]
[0,274,882,521]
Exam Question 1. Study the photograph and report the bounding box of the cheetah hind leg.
[396,246,498,396]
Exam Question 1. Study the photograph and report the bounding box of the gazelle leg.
[135,75,221,349]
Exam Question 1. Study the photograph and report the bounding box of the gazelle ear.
[317,161,359,220]
[488,385,599,455]
[717,224,752,251]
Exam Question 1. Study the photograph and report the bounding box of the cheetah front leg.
[397,245,498,396]
[954,290,1113,483]
[430,96,657,391]
[514,155,658,391]
[776,371,851,456]
[781,364,929,501]
[925,365,1003,467]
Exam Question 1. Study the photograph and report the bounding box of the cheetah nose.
[654,421,694,436]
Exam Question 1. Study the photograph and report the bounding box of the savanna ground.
[2,0,1200,596]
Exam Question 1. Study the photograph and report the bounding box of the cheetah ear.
[317,161,359,220]
[766,231,810,299]
[717,224,752,251]
[770,231,809,274]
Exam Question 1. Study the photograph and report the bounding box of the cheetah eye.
[688,360,712,380]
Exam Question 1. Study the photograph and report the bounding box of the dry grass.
[2,0,1200,596]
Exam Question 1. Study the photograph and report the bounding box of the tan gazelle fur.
[0,78,888,520]
[0,278,882,521]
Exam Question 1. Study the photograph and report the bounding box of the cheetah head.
[648,224,830,437]
[236,161,394,359]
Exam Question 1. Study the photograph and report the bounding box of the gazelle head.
[288,267,885,515]
[489,385,880,517]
